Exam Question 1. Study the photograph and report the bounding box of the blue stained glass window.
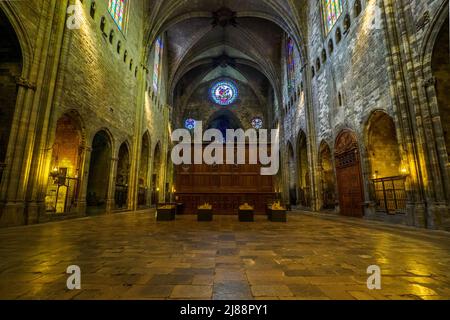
[153,37,163,93]
[251,117,263,130]
[210,80,238,106]
[185,119,196,130]
[286,37,296,91]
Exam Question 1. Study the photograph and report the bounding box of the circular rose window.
[184,118,196,130]
[251,117,263,129]
[210,80,238,106]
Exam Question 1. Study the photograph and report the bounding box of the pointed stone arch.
[115,141,131,209]
[205,109,244,138]
[319,140,336,210]
[0,7,25,185]
[86,130,113,214]
[365,110,402,179]
[44,112,85,214]
[421,1,450,164]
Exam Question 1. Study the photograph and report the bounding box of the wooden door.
[335,130,364,217]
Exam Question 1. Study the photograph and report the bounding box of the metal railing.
[372,176,407,214]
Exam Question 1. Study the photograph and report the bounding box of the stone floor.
[1,210,450,300]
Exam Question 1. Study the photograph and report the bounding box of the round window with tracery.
[210,80,238,106]
[251,117,263,129]
[184,118,196,130]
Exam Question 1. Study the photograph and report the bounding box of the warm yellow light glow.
[372,170,379,179]
[400,162,410,176]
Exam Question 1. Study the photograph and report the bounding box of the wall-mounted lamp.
[372,170,379,180]
[50,166,59,181]
[400,166,410,176]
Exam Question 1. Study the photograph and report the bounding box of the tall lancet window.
[322,0,343,34]
[153,37,163,93]
[286,37,296,93]
[108,0,128,31]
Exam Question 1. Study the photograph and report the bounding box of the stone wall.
[56,0,143,146]
[307,0,392,144]
[0,0,448,229]
[0,0,171,226]
[279,0,450,229]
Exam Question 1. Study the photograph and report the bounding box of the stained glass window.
[153,37,163,93]
[185,119,196,130]
[286,37,295,92]
[210,80,238,106]
[251,117,263,130]
[322,0,343,34]
[108,0,127,31]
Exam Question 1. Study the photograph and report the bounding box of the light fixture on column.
[400,165,410,176]
[50,166,59,183]
[372,170,379,180]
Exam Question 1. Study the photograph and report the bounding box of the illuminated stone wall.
[0,0,448,230]
[431,17,450,158]
[0,0,171,226]
[280,0,450,229]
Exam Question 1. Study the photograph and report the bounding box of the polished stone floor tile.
[170,285,213,299]
[251,285,294,297]
[148,274,194,285]
[124,285,174,299]
[0,210,450,300]
[213,281,252,297]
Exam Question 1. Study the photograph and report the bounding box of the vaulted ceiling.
[143,0,306,119]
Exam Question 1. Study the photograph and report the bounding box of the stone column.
[315,163,324,211]
[129,66,146,212]
[0,81,36,227]
[27,138,54,225]
[382,0,429,228]
[302,61,319,212]
[77,146,92,216]
[25,0,72,225]
[106,157,118,213]
[0,0,69,227]
[149,158,155,206]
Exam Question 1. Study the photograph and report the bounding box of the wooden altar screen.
[174,143,277,215]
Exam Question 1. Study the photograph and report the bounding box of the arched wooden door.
[335,130,364,217]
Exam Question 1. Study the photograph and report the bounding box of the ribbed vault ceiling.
[144,0,305,118]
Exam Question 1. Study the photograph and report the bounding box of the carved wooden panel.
[174,144,276,214]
